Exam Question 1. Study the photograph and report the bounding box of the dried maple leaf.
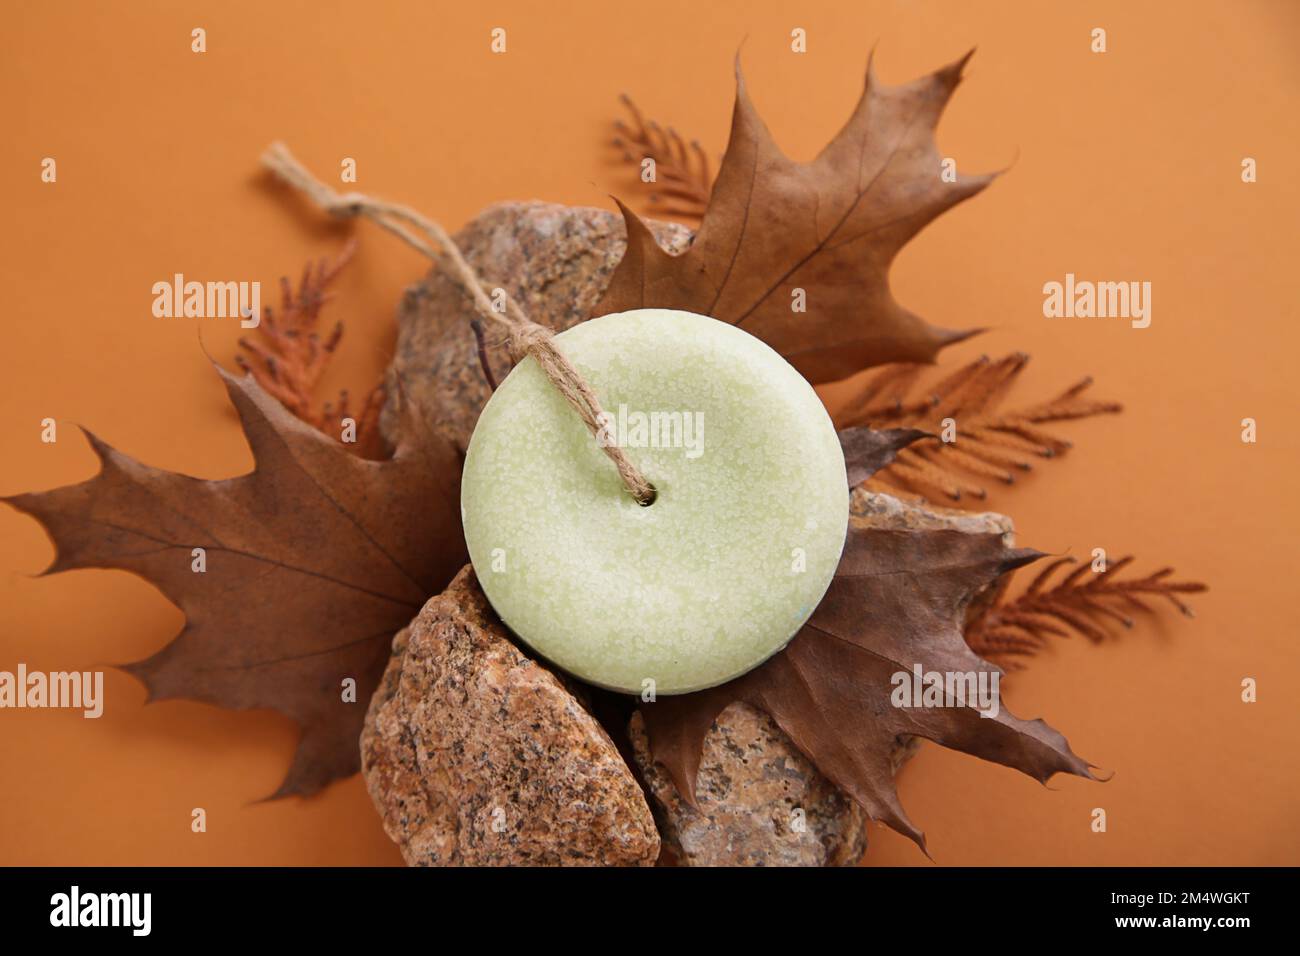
[841,353,1122,502]
[235,240,388,459]
[3,367,465,796]
[641,428,1097,850]
[838,424,933,489]
[612,94,712,221]
[593,50,992,382]
[966,555,1208,667]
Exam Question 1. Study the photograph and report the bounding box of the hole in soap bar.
[638,483,658,507]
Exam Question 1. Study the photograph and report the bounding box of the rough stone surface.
[360,566,659,867]
[629,705,875,867]
[628,490,1014,867]
[382,201,692,452]
[850,486,1015,538]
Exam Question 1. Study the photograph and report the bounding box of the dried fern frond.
[235,240,387,459]
[841,353,1122,503]
[612,94,711,221]
[965,555,1208,668]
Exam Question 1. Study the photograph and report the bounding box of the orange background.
[1,0,1297,866]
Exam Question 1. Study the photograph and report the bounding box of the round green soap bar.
[461,309,848,694]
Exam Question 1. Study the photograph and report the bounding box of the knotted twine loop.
[260,142,656,506]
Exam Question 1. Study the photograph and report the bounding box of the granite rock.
[850,486,1015,538]
[381,201,692,452]
[360,566,659,866]
[628,704,875,867]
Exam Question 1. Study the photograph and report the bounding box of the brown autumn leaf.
[839,424,934,489]
[641,428,1097,850]
[3,366,465,796]
[593,50,992,383]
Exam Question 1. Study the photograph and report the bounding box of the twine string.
[260,142,656,506]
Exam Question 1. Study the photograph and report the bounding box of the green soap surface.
[461,309,848,694]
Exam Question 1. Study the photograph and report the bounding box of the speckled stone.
[360,566,659,866]
[629,490,1013,867]
[381,201,692,452]
[629,705,877,866]
[850,486,1015,538]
